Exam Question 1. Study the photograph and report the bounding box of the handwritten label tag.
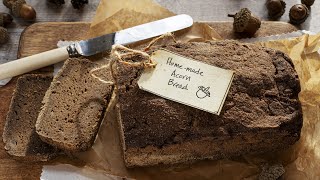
[138,50,234,115]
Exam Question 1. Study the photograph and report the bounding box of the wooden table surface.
[0,0,319,64]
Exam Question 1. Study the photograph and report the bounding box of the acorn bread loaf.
[2,74,58,161]
[115,41,303,167]
[36,58,114,152]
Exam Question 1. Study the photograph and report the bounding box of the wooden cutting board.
[0,21,297,179]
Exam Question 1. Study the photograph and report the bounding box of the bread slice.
[2,74,58,161]
[36,58,113,152]
[115,41,303,167]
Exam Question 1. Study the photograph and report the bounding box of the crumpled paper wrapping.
[73,0,320,179]
[258,34,320,180]
[87,0,221,41]
[88,0,174,38]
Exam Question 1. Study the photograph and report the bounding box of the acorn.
[3,0,22,9]
[12,0,36,20]
[71,0,88,9]
[0,27,9,44]
[301,0,315,6]
[47,0,65,6]
[228,8,261,36]
[3,0,11,9]
[266,0,286,19]
[3,0,36,20]
[0,13,13,27]
[289,4,310,25]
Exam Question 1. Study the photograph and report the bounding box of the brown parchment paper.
[90,0,173,28]
[87,0,221,40]
[74,0,320,179]
[257,35,320,180]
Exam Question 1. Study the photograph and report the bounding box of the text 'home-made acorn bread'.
[114,41,303,167]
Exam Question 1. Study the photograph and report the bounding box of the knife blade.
[0,14,193,80]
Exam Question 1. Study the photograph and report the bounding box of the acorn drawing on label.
[196,86,211,99]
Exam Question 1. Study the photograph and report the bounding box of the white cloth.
[41,164,132,180]
[0,78,12,87]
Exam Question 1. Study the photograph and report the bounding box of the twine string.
[90,33,176,84]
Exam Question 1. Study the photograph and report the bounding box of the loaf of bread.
[2,74,58,161]
[36,58,113,152]
[115,41,303,167]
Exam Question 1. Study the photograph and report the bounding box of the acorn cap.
[0,13,13,27]
[228,8,261,35]
[289,4,310,25]
[3,0,14,9]
[266,0,286,19]
[301,0,315,6]
[11,0,27,17]
[0,27,9,44]
[71,0,89,9]
[47,0,65,6]
[0,14,4,27]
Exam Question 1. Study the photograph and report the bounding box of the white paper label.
[138,50,234,115]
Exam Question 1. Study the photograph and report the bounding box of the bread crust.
[2,74,58,161]
[35,58,114,152]
[115,41,303,167]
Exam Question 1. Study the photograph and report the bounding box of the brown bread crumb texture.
[36,58,114,152]
[115,41,303,167]
[2,74,58,161]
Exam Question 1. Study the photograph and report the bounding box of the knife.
[0,14,193,80]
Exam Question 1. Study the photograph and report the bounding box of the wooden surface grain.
[0,0,320,64]
[0,0,99,64]
[18,22,90,58]
[0,22,90,180]
[157,0,320,32]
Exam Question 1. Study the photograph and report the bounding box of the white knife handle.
[0,47,69,80]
